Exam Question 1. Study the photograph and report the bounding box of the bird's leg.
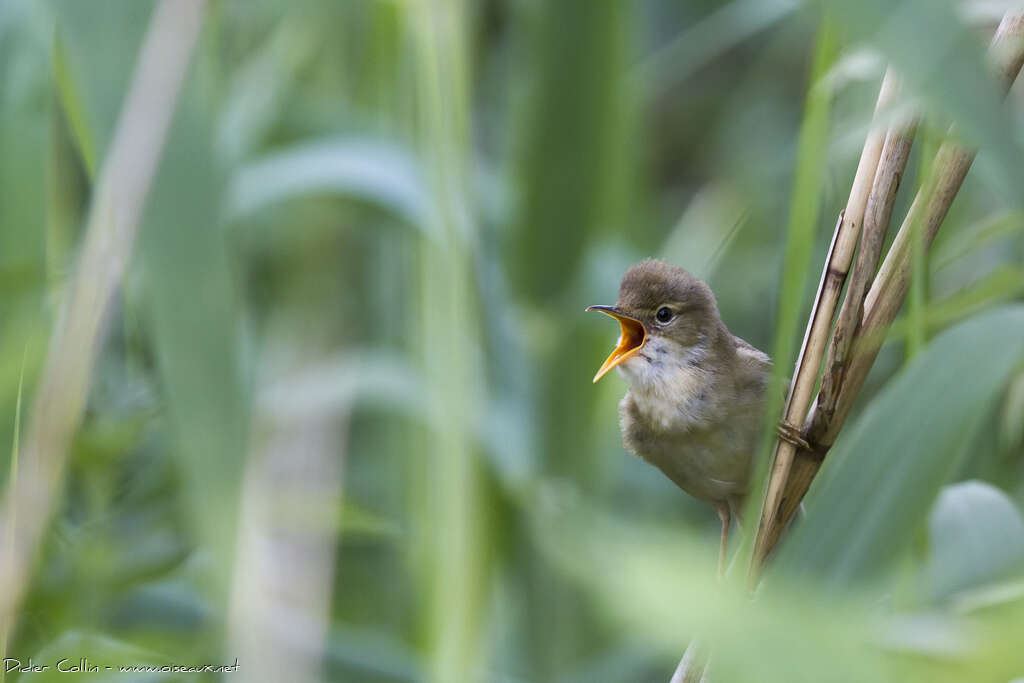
[715,503,730,579]
[776,420,811,450]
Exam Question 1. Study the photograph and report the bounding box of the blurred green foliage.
[0,0,1023,681]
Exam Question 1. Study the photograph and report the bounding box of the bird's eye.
[656,306,673,323]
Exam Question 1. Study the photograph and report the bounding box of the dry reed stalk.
[815,113,920,435]
[761,118,921,555]
[750,70,900,569]
[0,0,206,632]
[760,11,1024,556]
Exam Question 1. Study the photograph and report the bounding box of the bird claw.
[776,421,811,450]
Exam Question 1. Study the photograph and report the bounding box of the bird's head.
[587,259,719,384]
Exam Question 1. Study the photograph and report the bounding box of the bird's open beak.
[586,305,647,383]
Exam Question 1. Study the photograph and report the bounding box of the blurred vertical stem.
[47,30,89,301]
[767,17,837,384]
[46,104,85,296]
[511,0,633,302]
[514,1,632,675]
[50,26,97,178]
[0,356,25,683]
[228,375,345,683]
[0,0,205,640]
[405,1,487,682]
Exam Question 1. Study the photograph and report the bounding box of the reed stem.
[757,12,1024,560]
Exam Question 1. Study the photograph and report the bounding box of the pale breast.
[615,335,717,430]
[620,392,756,503]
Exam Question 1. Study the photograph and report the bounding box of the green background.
[1,0,1024,681]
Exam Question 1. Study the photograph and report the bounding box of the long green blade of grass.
[51,26,97,178]
[405,1,488,681]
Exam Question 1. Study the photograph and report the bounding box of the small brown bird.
[588,259,787,574]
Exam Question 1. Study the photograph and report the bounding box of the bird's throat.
[619,338,714,430]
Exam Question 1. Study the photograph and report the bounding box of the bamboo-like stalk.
[0,0,205,634]
[824,148,974,443]
[814,113,919,438]
[760,11,1024,556]
[750,70,899,569]
[761,116,920,556]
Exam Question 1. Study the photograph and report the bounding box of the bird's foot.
[776,420,811,450]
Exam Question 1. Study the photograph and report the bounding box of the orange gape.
[585,305,647,382]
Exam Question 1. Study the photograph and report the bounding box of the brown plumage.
[588,259,772,574]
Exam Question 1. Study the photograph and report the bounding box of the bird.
[588,259,802,575]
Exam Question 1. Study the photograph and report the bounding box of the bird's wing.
[731,335,771,366]
[730,335,773,405]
